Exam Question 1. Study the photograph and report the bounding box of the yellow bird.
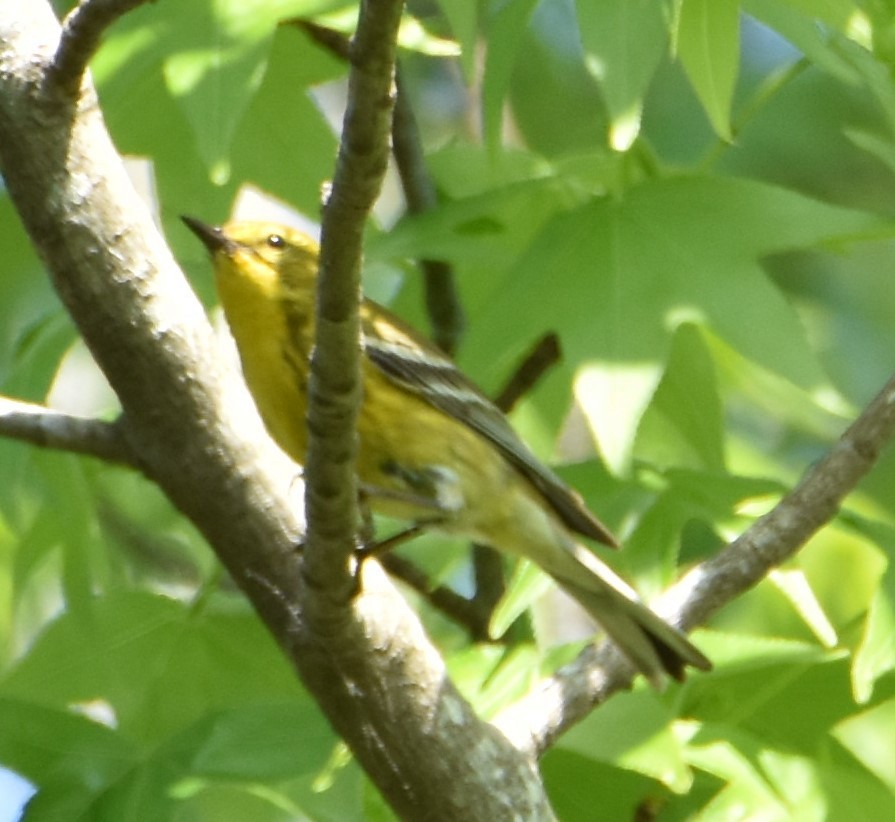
[183,216,711,685]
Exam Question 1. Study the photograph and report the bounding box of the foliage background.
[3,0,895,819]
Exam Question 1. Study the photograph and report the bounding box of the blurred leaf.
[559,690,694,791]
[448,643,543,717]
[745,0,860,85]
[822,739,895,821]
[852,564,895,703]
[182,701,335,781]
[481,0,540,152]
[634,322,724,472]
[0,592,302,744]
[229,24,341,214]
[832,697,895,792]
[161,0,336,182]
[489,559,553,639]
[576,0,670,150]
[685,726,815,819]
[675,0,739,141]
[0,698,134,790]
[541,749,660,822]
[435,0,481,78]
[464,176,884,472]
[508,2,608,157]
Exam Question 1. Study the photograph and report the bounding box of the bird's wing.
[362,304,617,546]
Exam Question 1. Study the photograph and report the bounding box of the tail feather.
[558,577,710,686]
[540,543,711,685]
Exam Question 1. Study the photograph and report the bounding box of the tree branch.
[0,1,562,817]
[301,0,405,614]
[0,396,137,467]
[494,332,561,413]
[380,552,496,639]
[293,4,554,815]
[293,19,466,355]
[0,0,305,633]
[497,370,895,756]
[51,0,153,92]
[392,68,465,354]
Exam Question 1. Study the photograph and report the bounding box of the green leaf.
[435,0,480,78]
[634,322,724,472]
[184,702,336,781]
[449,644,543,717]
[822,740,895,820]
[507,3,608,157]
[489,559,553,639]
[464,176,885,472]
[745,0,861,85]
[675,0,739,141]
[229,25,340,215]
[0,592,302,745]
[161,0,336,182]
[777,0,861,31]
[685,726,819,819]
[541,749,660,821]
[481,0,540,152]
[832,697,895,792]
[559,690,694,791]
[576,0,671,150]
[852,564,895,703]
[0,698,135,789]
[619,469,780,589]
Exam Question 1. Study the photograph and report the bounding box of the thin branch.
[494,333,561,414]
[0,396,137,467]
[292,19,466,354]
[380,553,494,639]
[392,68,465,354]
[51,0,153,92]
[292,19,351,61]
[497,370,895,756]
[301,0,405,614]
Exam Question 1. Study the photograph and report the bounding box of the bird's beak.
[181,215,230,255]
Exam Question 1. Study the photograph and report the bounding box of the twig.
[292,19,466,355]
[301,0,405,613]
[497,371,895,756]
[392,68,465,354]
[493,333,561,414]
[380,553,495,640]
[292,19,351,61]
[51,0,153,92]
[0,395,137,467]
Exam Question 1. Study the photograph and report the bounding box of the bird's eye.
[266,234,285,249]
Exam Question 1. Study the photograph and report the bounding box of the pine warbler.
[183,216,711,684]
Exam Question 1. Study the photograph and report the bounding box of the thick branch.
[0,2,558,818]
[0,396,136,467]
[0,0,305,637]
[498,371,895,755]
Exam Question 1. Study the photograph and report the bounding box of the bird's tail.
[538,541,711,686]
